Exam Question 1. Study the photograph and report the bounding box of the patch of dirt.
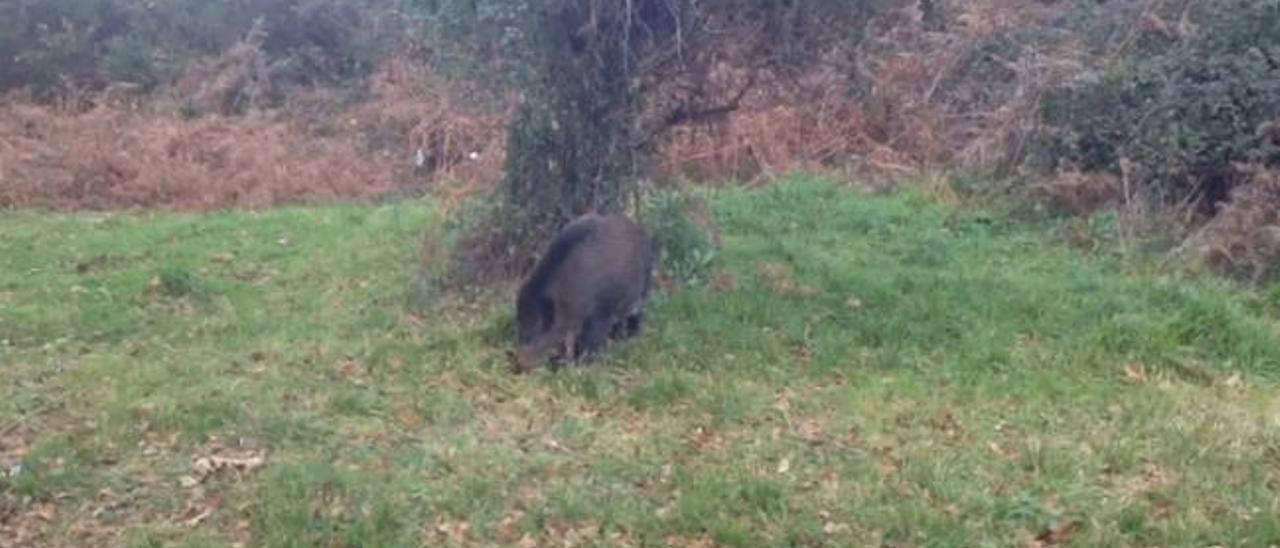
[1024,519,1081,547]
[0,423,36,476]
[0,501,58,548]
[755,262,819,298]
[1111,462,1177,502]
[709,271,737,292]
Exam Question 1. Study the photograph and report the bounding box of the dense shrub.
[644,190,718,287]
[1185,166,1280,281]
[1031,0,1280,211]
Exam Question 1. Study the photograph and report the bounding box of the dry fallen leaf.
[687,426,724,453]
[197,453,265,474]
[1151,499,1175,520]
[1219,373,1243,389]
[820,470,841,499]
[666,536,717,548]
[187,451,267,486]
[777,457,792,474]
[655,502,674,519]
[184,507,215,527]
[796,419,826,444]
[931,411,962,437]
[989,442,1007,457]
[710,271,737,292]
[435,521,471,544]
[823,520,850,535]
[495,512,524,543]
[34,503,57,522]
[335,359,367,382]
[1032,520,1080,546]
[179,493,225,528]
[1122,363,1146,383]
[685,535,717,548]
[395,405,422,428]
[756,262,820,298]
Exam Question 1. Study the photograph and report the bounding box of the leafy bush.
[1031,0,1280,210]
[644,189,717,287]
[156,265,209,302]
[103,34,171,91]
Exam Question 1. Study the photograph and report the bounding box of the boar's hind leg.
[610,310,644,340]
[574,311,616,365]
[610,299,646,341]
[623,306,645,338]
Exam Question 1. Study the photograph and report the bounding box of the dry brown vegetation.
[2,0,1278,281]
[657,0,1087,186]
[1182,165,1280,281]
[0,0,1081,211]
[0,35,506,212]
[0,102,395,211]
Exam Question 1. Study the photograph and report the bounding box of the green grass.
[2,176,1279,547]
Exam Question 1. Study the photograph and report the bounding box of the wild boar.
[514,213,654,373]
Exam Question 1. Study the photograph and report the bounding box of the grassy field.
[2,177,1279,547]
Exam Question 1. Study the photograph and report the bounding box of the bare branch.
[631,69,758,149]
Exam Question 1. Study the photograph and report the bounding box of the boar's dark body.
[514,213,654,372]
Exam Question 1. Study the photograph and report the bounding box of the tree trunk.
[497,2,644,271]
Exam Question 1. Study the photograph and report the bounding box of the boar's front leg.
[574,311,617,365]
[516,318,576,373]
